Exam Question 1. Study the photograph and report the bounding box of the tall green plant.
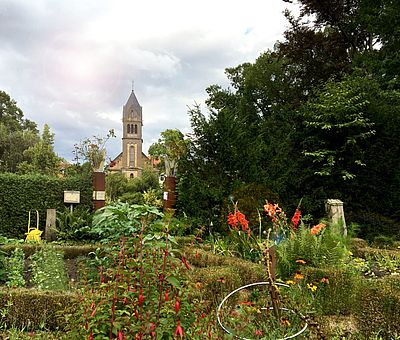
[29,247,68,291]
[276,222,350,278]
[6,248,25,288]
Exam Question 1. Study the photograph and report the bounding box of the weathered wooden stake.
[45,208,57,241]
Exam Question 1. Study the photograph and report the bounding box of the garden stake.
[264,244,281,320]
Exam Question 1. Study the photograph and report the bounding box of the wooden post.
[265,246,281,319]
[93,172,106,210]
[163,176,176,211]
[45,209,57,241]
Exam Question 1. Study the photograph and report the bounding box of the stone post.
[325,199,347,236]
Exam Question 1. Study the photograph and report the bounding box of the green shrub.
[302,266,359,316]
[354,277,400,337]
[5,248,25,288]
[0,288,76,330]
[29,247,68,291]
[0,172,93,238]
[276,223,350,278]
[0,244,100,259]
[55,207,93,241]
[348,211,400,241]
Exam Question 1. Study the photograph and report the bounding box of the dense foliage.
[177,0,400,239]
[0,172,92,238]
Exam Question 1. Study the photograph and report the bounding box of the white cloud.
[0,0,298,161]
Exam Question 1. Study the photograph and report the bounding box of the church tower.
[121,90,143,178]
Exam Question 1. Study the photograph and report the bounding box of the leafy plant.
[29,247,68,291]
[5,247,25,288]
[55,207,93,241]
[87,202,163,243]
[64,205,211,339]
[276,222,350,278]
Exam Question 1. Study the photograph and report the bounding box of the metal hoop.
[217,281,308,340]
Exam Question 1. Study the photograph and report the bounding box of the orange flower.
[310,223,326,235]
[236,211,249,232]
[227,212,238,229]
[291,209,301,228]
[320,277,329,284]
[280,318,291,326]
[294,272,304,280]
[296,259,306,265]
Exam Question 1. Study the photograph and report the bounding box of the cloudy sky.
[0,0,298,162]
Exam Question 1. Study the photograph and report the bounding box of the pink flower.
[165,288,169,302]
[138,289,144,307]
[175,297,180,314]
[175,320,183,338]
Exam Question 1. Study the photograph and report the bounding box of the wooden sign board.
[64,191,80,204]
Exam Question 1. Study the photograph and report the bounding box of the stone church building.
[108,90,149,178]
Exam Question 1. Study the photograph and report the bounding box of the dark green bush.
[0,173,93,238]
[348,211,400,241]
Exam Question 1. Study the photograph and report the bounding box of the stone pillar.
[325,199,347,236]
[93,172,106,210]
[163,176,176,211]
[45,209,57,241]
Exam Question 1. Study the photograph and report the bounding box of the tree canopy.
[177,0,400,239]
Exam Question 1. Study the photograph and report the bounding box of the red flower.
[227,212,238,228]
[165,289,169,302]
[255,329,262,336]
[89,330,93,340]
[181,257,190,270]
[175,296,180,314]
[175,320,184,338]
[236,211,249,232]
[138,289,144,307]
[118,331,124,340]
[291,209,301,228]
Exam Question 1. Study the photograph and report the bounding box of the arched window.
[127,124,131,134]
[134,124,138,134]
[129,145,135,167]
[130,173,134,179]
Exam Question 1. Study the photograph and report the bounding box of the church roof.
[124,90,141,111]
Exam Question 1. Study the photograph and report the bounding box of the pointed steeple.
[124,90,141,112]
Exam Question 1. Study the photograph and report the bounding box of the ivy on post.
[148,129,189,212]
[73,129,115,210]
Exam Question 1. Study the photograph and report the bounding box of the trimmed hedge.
[0,173,93,238]
[0,244,101,259]
[0,288,77,330]
[355,276,400,337]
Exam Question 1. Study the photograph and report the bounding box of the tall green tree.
[148,129,189,177]
[0,90,39,172]
[17,124,62,176]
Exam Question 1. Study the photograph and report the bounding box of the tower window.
[129,145,135,167]
[134,124,138,134]
[127,124,131,134]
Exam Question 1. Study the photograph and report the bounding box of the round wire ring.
[217,281,308,340]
